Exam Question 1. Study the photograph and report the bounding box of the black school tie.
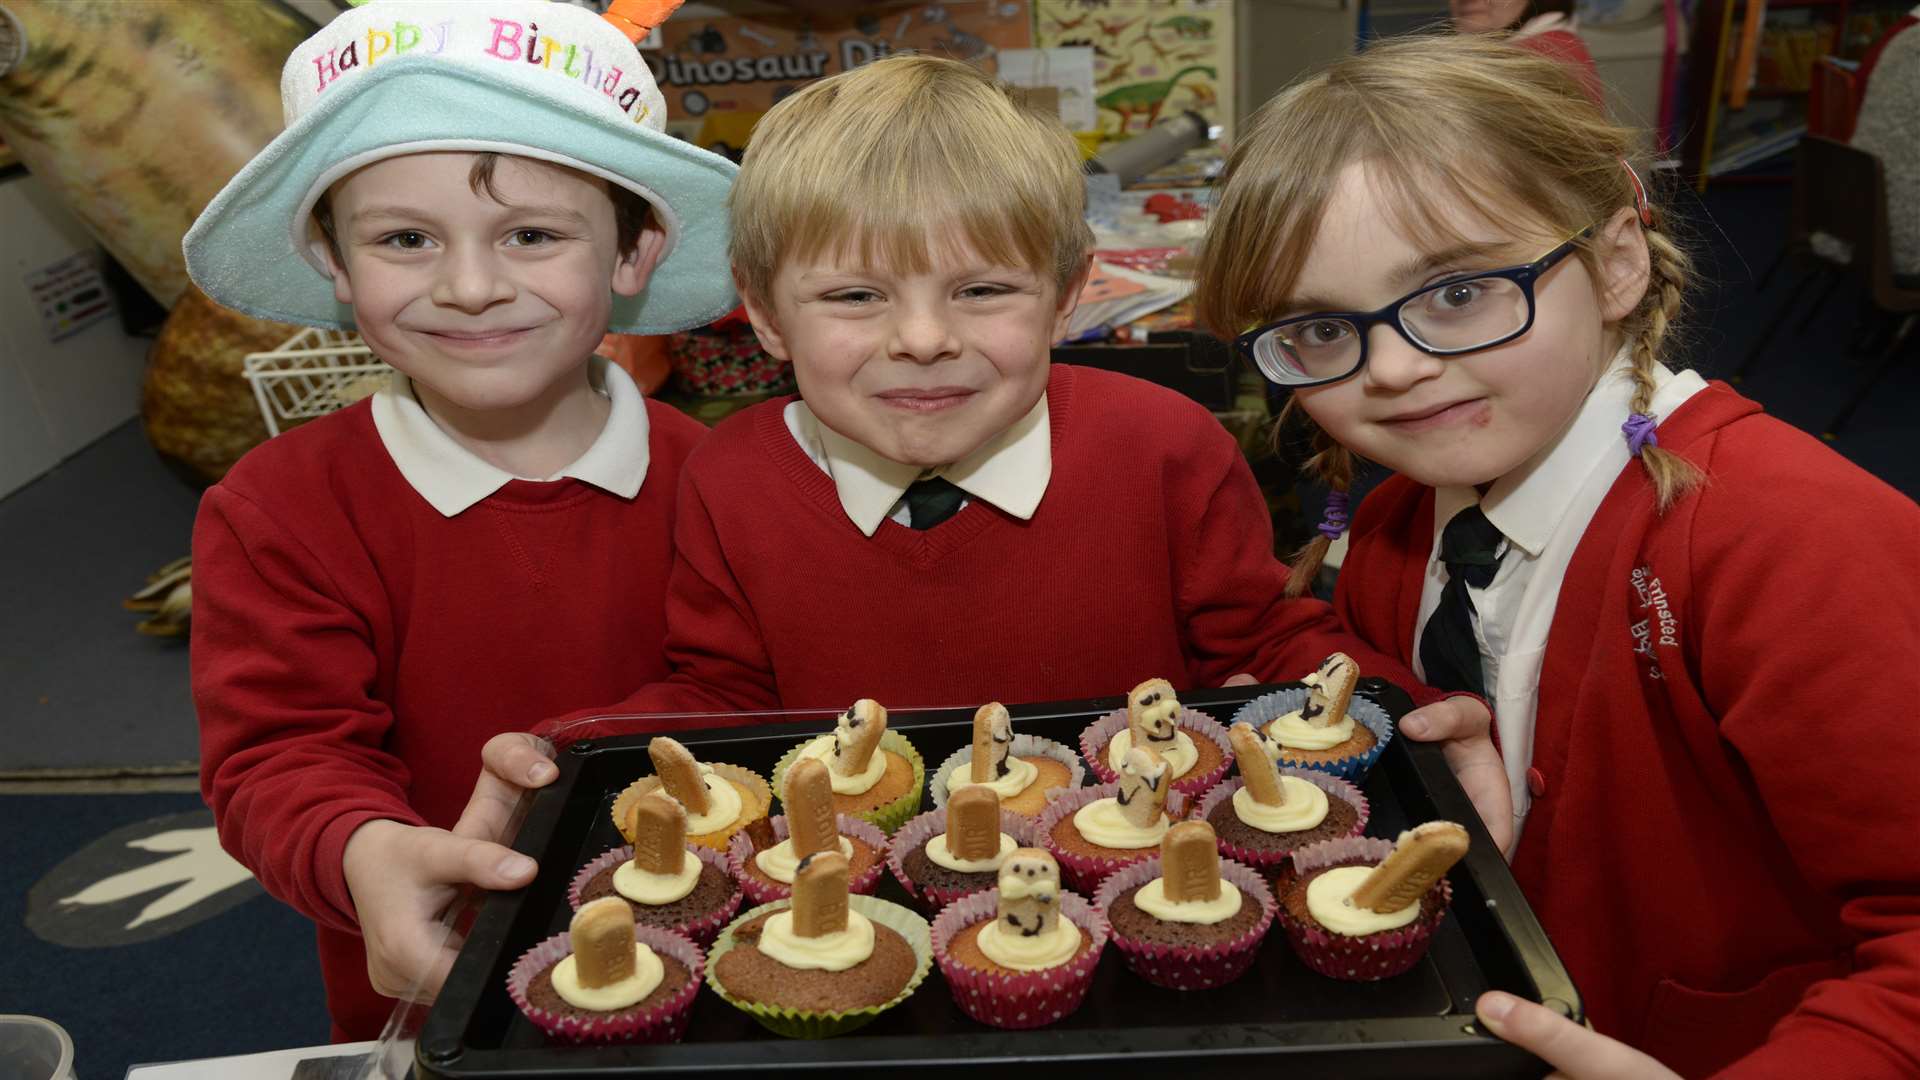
[903,475,967,530]
[1418,505,1505,697]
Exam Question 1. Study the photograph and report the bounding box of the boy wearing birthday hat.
[184,0,734,1039]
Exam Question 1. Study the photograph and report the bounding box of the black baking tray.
[418,681,1578,1078]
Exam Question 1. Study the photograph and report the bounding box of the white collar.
[1515,11,1574,36]
[371,355,652,518]
[787,393,1052,537]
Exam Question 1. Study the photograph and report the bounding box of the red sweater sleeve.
[192,486,424,934]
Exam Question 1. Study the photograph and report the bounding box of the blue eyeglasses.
[1234,228,1594,388]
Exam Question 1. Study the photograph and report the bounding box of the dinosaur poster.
[1033,0,1234,142]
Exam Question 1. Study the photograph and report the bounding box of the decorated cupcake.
[728,758,889,906]
[507,896,704,1044]
[1080,678,1232,796]
[1094,820,1277,990]
[930,702,1083,815]
[1230,653,1393,783]
[1197,722,1369,877]
[706,850,933,1038]
[1273,822,1468,981]
[570,791,742,947]
[772,699,925,834]
[612,737,770,853]
[930,848,1109,1029]
[888,785,1036,913]
[1037,747,1189,893]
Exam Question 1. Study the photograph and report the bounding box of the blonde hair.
[1194,34,1702,595]
[729,54,1092,299]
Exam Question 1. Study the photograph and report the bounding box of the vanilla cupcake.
[1080,678,1232,796]
[930,849,1108,1029]
[1037,747,1189,894]
[771,699,925,834]
[611,737,770,852]
[1231,654,1393,783]
[931,702,1083,815]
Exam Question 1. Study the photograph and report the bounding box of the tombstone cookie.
[775,699,926,834]
[1199,723,1369,875]
[936,702,1084,816]
[1080,676,1232,796]
[1272,823,1469,981]
[1093,820,1278,990]
[507,893,706,1044]
[569,792,743,947]
[889,786,1037,913]
[732,757,890,906]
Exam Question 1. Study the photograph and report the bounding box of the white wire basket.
[242,327,392,437]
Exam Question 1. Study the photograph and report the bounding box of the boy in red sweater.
[181,0,737,1041]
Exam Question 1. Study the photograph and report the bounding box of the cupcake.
[1198,722,1369,877]
[1080,678,1232,796]
[1094,820,1277,990]
[1037,747,1190,894]
[706,850,933,1038]
[506,896,703,1044]
[570,791,742,947]
[727,758,889,907]
[1231,653,1393,783]
[930,702,1083,815]
[1273,822,1468,981]
[772,699,925,835]
[888,786,1037,913]
[931,848,1109,1029]
[611,737,770,853]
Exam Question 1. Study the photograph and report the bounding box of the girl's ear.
[1595,205,1651,323]
[736,268,790,362]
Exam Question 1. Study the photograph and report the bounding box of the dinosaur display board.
[1032,0,1234,142]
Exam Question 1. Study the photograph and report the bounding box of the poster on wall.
[650,2,1033,159]
[1031,0,1233,143]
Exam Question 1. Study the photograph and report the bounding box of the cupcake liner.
[704,893,933,1039]
[1034,782,1192,895]
[771,729,926,836]
[1272,836,1454,982]
[612,762,773,853]
[726,813,891,907]
[506,923,705,1044]
[1194,772,1370,871]
[567,844,741,948]
[1079,707,1233,796]
[930,889,1109,1029]
[1226,688,1394,784]
[886,805,1038,914]
[930,733,1086,811]
[1093,855,1276,990]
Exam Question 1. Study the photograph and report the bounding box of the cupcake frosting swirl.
[1134,878,1244,924]
[976,912,1083,970]
[1305,865,1423,936]
[945,754,1039,799]
[797,734,888,795]
[1072,797,1169,849]
[753,835,855,884]
[667,766,744,834]
[551,942,664,1011]
[1232,776,1330,833]
[924,831,1017,873]
[1105,727,1198,778]
[1265,710,1355,751]
[756,909,876,971]
[612,854,702,905]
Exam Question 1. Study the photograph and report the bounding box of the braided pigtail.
[1281,411,1357,598]
[1623,225,1705,510]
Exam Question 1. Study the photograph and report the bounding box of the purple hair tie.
[1317,490,1351,540]
[1622,412,1660,456]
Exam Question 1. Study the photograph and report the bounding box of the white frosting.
[1304,865,1423,936]
[1071,797,1169,849]
[756,909,876,971]
[667,767,745,834]
[797,734,887,795]
[946,754,1039,798]
[1106,727,1198,778]
[753,835,855,884]
[1231,777,1331,833]
[1265,710,1356,751]
[976,912,1083,970]
[924,831,1017,873]
[612,854,702,905]
[550,943,664,1011]
[1134,878,1245,924]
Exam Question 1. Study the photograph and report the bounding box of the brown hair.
[1194,34,1702,595]
[728,53,1093,299]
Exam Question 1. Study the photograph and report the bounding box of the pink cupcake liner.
[886,805,1039,914]
[930,889,1109,1029]
[506,923,705,1044]
[930,733,1086,811]
[1079,707,1233,796]
[1272,836,1454,982]
[1093,855,1276,990]
[567,844,740,949]
[1194,771,1370,872]
[1034,782,1192,895]
[726,813,891,907]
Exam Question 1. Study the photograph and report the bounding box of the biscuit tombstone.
[570,896,640,988]
[790,850,853,937]
[1351,821,1470,913]
[1300,653,1359,729]
[946,785,1004,862]
[629,793,689,876]
[782,757,841,860]
[649,736,711,815]
[1159,820,1223,904]
[831,699,888,778]
[1228,722,1289,806]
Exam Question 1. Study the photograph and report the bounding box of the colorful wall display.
[1032,0,1234,142]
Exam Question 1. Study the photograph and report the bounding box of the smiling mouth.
[876,388,975,413]
[421,327,535,345]
[1381,398,1489,430]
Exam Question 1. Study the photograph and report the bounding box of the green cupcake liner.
[772,729,926,836]
[703,893,934,1038]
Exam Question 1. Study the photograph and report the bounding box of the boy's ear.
[611,217,672,298]
[312,227,355,305]
[735,268,791,362]
[1047,253,1096,343]
[1595,205,1651,323]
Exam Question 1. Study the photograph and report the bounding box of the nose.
[431,243,515,313]
[1361,323,1446,392]
[888,299,960,365]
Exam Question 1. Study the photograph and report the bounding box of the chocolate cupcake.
[570,789,741,947]
[888,786,1037,913]
[730,757,889,906]
[1197,722,1370,878]
[1273,824,1467,981]
[1093,821,1276,990]
[507,898,703,1044]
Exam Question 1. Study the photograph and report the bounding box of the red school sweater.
[545,364,1444,737]
[192,397,706,1041]
[1332,382,1920,1078]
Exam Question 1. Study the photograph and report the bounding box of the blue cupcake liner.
[1226,688,1393,785]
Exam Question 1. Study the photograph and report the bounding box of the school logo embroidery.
[1629,565,1679,681]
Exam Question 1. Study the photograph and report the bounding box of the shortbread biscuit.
[783,758,840,860]
[630,793,688,876]
[648,737,710,816]
[791,850,852,938]
[1160,820,1222,903]
[570,896,638,987]
[1351,821,1469,913]
[946,785,1002,862]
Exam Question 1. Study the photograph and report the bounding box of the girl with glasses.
[1197,34,1920,1080]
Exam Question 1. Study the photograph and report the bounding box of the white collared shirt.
[782,393,1052,536]
[370,355,652,517]
[1412,346,1707,844]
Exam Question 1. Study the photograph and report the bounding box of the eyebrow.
[1278,240,1515,317]
[349,204,594,227]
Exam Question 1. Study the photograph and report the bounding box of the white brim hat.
[184,0,738,335]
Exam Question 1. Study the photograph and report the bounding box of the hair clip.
[604,0,683,44]
[1620,157,1655,229]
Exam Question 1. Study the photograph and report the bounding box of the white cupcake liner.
[930,733,1085,810]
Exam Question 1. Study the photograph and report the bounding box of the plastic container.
[0,1015,75,1080]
